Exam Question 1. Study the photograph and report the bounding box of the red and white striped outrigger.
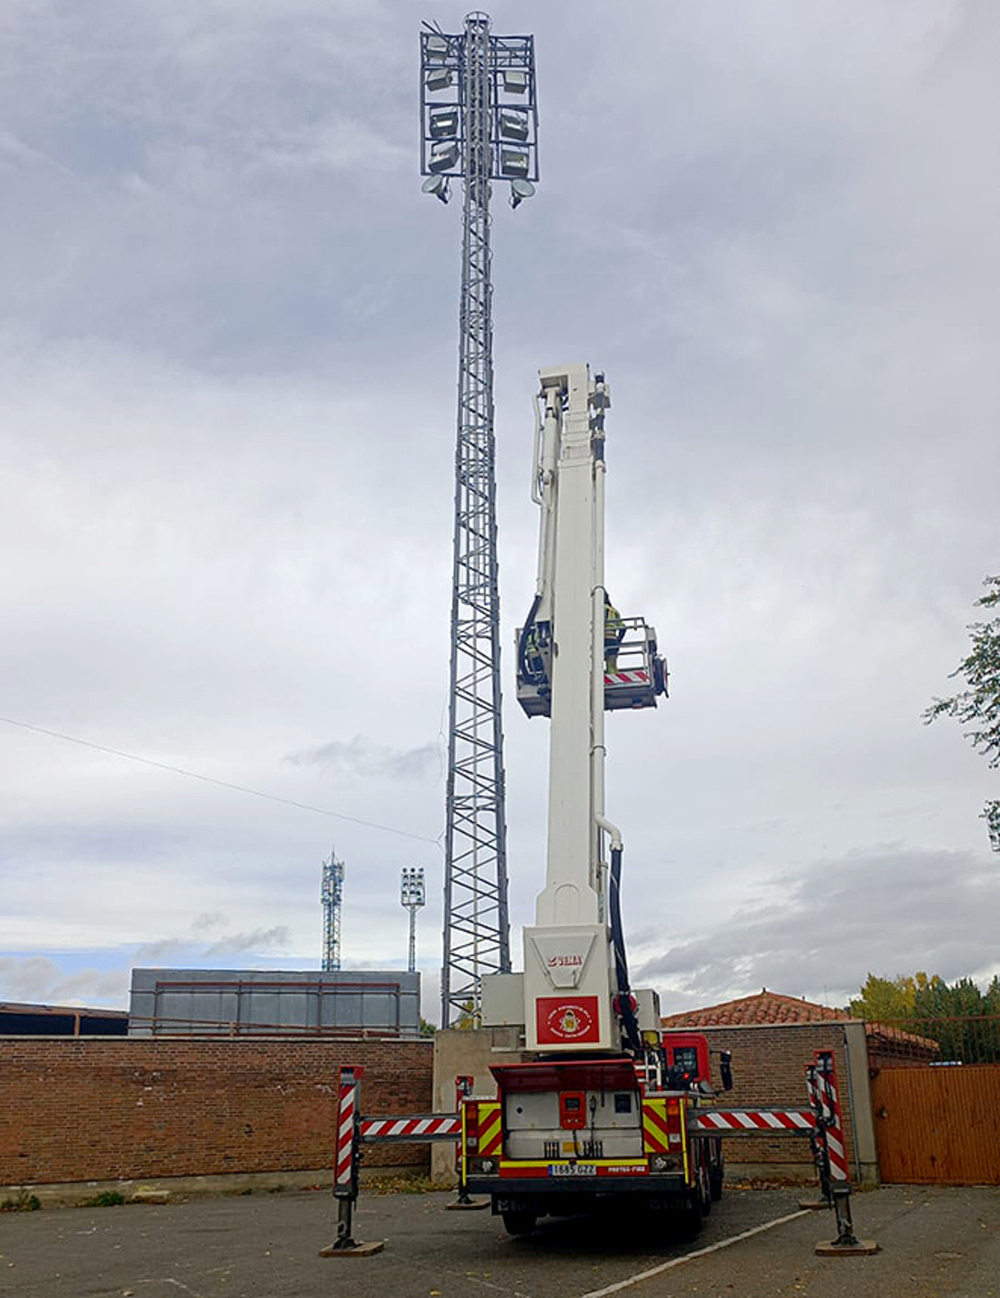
[687,1051,860,1249]
[691,1107,815,1133]
[360,1115,462,1141]
[808,1049,864,1249]
[324,1048,867,1255]
[328,1065,364,1251]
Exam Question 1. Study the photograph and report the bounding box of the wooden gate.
[872,1065,1000,1184]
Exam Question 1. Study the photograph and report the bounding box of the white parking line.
[576,1210,812,1298]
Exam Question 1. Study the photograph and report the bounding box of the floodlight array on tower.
[400,867,427,975]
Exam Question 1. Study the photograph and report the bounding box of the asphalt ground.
[1,1184,998,1298]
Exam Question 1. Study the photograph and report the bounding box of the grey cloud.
[286,735,441,782]
[634,847,1000,1007]
[132,926,290,962]
[133,937,191,962]
[191,911,226,933]
[202,926,289,957]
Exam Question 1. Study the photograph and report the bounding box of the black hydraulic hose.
[609,844,642,1054]
[518,593,544,685]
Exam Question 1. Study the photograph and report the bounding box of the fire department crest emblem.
[536,994,601,1045]
[546,1001,593,1040]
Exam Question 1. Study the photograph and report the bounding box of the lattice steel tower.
[320,847,345,972]
[419,14,539,1025]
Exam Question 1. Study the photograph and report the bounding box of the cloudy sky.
[2,0,997,1021]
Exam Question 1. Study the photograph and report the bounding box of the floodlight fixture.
[425,66,452,92]
[500,146,529,179]
[425,34,449,58]
[429,140,460,173]
[422,174,450,203]
[499,109,529,142]
[502,68,528,93]
[429,107,459,139]
[509,177,534,209]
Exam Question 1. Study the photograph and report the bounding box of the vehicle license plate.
[549,1163,596,1177]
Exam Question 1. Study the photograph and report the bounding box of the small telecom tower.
[321,848,345,973]
[400,867,426,975]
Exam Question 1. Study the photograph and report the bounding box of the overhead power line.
[0,715,440,846]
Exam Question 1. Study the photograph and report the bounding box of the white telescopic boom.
[523,363,616,1052]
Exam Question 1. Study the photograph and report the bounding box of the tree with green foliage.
[849,971,944,1020]
[453,999,478,1030]
[924,574,1000,851]
[851,971,1000,1063]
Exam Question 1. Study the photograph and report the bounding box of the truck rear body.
[463,1054,720,1222]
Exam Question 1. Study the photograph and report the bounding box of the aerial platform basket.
[516,616,668,717]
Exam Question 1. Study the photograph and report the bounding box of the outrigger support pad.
[814,1185,879,1255]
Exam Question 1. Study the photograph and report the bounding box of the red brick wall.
[0,1037,433,1185]
[682,1023,855,1171]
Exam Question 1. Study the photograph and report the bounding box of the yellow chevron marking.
[478,1113,502,1155]
[642,1099,671,1153]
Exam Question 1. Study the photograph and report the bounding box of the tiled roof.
[661,989,854,1028]
[863,1021,940,1054]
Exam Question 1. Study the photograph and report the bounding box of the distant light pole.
[419,11,540,1027]
[400,867,427,975]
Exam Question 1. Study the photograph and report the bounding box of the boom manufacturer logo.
[536,995,601,1045]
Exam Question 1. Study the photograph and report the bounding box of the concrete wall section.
[431,1027,528,1181]
[842,1019,879,1183]
[0,1036,432,1186]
